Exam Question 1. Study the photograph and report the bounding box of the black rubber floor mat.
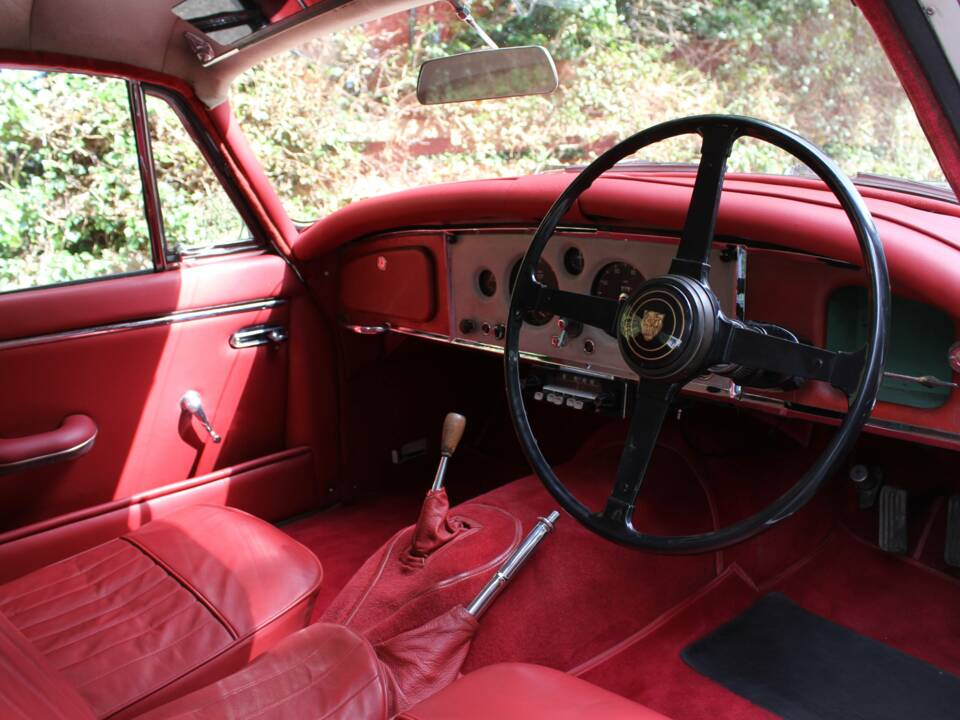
[682,593,960,720]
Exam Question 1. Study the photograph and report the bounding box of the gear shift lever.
[432,413,466,491]
[403,413,467,567]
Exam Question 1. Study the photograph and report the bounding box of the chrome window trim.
[0,298,286,352]
[128,79,168,271]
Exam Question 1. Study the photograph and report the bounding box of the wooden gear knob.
[440,412,466,457]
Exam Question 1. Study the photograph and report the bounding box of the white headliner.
[0,0,427,106]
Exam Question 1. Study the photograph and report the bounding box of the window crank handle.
[179,390,222,444]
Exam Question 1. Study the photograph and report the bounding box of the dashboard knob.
[459,318,477,334]
[557,318,583,338]
[494,323,505,340]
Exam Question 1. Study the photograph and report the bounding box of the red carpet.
[281,404,960,719]
[575,528,960,720]
[283,490,425,618]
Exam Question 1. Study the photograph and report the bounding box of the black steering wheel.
[505,115,890,553]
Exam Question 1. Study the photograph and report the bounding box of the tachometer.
[592,262,645,336]
[510,258,558,326]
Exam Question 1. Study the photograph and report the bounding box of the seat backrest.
[0,610,96,720]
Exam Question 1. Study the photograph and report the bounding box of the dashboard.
[446,230,740,381]
[337,226,960,451]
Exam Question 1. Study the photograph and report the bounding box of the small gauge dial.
[592,262,645,336]
[510,258,559,326]
[563,246,585,276]
[477,268,497,298]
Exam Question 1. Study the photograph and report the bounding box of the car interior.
[2,1,960,719]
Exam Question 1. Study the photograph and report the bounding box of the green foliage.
[147,97,246,250]
[455,0,629,60]
[0,73,244,293]
[0,71,151,291]
[233,0,946,221]
[0,0,949,291]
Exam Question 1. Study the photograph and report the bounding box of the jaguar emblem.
[639,309,665,342]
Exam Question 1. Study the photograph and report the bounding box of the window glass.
[146,95,249,256]
[234,0,948,222]
[0,69,151,292]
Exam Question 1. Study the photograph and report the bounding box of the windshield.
[234,0,949,221]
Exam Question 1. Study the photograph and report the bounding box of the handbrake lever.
[466,511,560,618]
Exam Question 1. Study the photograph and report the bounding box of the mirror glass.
[417,46,559,105]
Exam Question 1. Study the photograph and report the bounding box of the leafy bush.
[0,0,948,291]
[0,71,150,291]
[233,0,947,221]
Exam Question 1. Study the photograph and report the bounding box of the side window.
[0,69,151,292]
[145,94,251,258]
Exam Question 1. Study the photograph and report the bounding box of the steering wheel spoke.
[719,319,865,396]
[531,286,620,334]
[600,382,678,528]
[669,124,740,283]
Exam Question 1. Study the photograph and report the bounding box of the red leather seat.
[139,622,391,720]
[400,663,671,720]
[137,626,667,720]
[0,505,322,719]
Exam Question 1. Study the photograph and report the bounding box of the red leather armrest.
[0,414,97,475]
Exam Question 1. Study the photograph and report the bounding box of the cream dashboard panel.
[445,230,740,379]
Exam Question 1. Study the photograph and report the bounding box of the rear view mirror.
[417,46,559,105]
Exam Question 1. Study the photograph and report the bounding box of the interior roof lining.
[0,0,430,107]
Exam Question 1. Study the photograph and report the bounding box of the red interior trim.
[857,0,960,197]
[0,447,319,583]
[0,447,311,547]
[209,102,299,249]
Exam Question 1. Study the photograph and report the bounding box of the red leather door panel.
[0,253,331,533]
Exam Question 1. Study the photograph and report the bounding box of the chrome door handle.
[230,324,288,349]
[179,390,222,443]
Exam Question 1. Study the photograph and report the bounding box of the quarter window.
[145,94,252,259]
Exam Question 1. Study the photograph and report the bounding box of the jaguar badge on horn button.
[640,309,665,342]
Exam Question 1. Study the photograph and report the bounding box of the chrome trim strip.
[386,324,618,380]
[0,431,97,476]
[343,324,389,335]
[0,298,286,352]
[127,80,167,270]
[380,324,960,447]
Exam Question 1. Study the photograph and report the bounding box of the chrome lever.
[179,390,222,444]
[230,324,288,349]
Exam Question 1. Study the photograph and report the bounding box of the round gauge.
[563,246,585,276]
[591,262,645,336]
[509,258,559,326]
[477,268,497,298]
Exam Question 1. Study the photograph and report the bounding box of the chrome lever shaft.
[466,510,560,618]
[179,390,222,444]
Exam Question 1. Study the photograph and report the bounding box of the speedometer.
[592,262,644,336]
[510,258,559,326]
